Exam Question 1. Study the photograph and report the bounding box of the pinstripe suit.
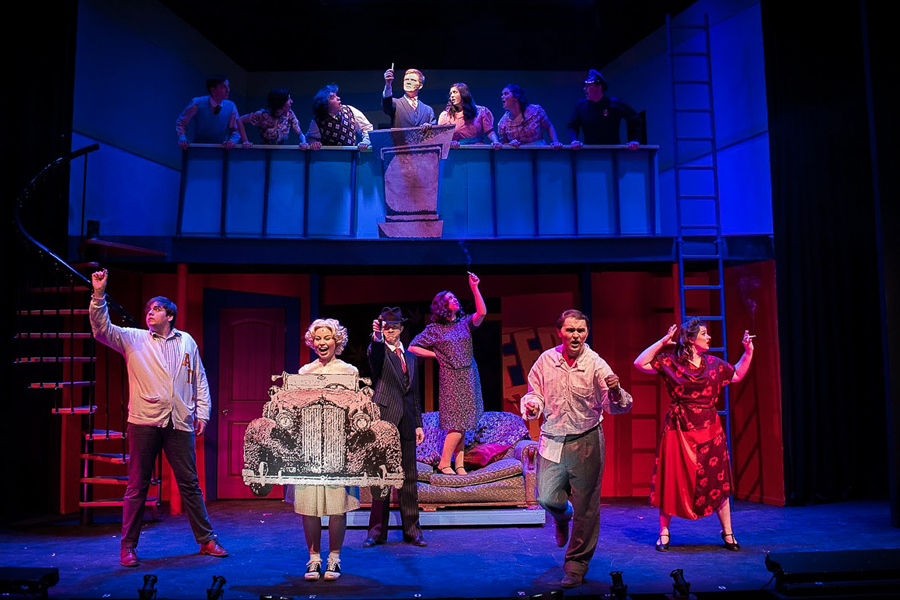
[367,337,423,541]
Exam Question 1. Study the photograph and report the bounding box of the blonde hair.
[304,318,348,355]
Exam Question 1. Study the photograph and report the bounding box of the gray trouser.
[536,426,605,577]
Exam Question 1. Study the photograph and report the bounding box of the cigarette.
[746,335,756,339]
[391,62,394,71]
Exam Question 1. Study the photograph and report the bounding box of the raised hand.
[662,323,678,344]
[91,269,108,297]
[468,271,480,288]
[742,330,755,352]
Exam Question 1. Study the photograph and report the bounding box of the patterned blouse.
[438,105,496,144]
[498,104,552,145]
[245,108,301,144]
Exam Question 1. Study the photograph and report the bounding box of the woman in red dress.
[634,318,754,551]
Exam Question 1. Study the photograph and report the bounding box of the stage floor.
[1,498,898,599]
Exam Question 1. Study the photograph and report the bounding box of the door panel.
[217,308,285,499]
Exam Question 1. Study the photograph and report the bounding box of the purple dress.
[411,315,484,431]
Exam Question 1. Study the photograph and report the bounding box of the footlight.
[207,575,226,600]
[609,570,629,599]
[669,568,693,599]
[138,574,157,600]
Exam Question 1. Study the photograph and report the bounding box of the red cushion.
[464,443,512,469]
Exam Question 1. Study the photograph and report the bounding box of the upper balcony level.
[68,137,773,267]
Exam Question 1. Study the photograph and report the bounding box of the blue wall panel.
[225,152,267,236]
[307,152,355,237]
[181,149,226,235]
[267,153,307,236]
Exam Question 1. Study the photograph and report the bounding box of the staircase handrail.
[14,143,138,326]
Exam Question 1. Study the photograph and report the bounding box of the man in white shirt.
[521,309,633,588]
[90,269,228,567]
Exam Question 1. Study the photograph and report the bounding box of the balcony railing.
[177,144,659,239]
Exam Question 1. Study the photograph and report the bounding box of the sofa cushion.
[427,457,522,488]
[417,475,526,505]
[464,443,512,469]
[474,411,530,446]
[416,461,433,483]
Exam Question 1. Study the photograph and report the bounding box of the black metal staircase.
[13,144,161,524]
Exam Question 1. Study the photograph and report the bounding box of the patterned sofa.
[360,410,538,509]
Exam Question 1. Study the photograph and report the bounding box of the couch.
[359,410,538,510]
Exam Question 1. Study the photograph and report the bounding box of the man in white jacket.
[90,269,228,567]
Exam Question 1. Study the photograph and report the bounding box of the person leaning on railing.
[306,84,373,151]
[239,87,307,148]
[497,84,563,149]
[175,74,251,150]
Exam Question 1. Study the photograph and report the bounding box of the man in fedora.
[364,307,426,547]
[567,69,643,149]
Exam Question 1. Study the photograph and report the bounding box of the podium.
[368,125,455,238]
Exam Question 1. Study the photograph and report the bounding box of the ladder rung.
[81,476,161,486]
[675,108,712,113]
[692,316,724,322]
[681,224,721,230]
[81,476,129,485]
[679,194,718,199]
[671,51,709,57]
[86,429,126,440]
[81,453,128,464]
[717,410,728,416]
[674,80,711,86]
[17,309,90,316]
[30,381,95,389]
[676,137,714,143]
[672,24,706,30]
[17,356,96,364]
[79,497,159,508]
[675,164,715,170]
[683,285,721,290]
[52,405,97,415]
[16,332,92,339]
[682,254,722,260]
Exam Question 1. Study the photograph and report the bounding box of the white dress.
[291,358,362,517]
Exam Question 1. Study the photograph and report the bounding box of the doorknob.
[222,409,229,415]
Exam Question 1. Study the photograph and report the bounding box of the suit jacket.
[368,338,422,438]
[382,96,436,128]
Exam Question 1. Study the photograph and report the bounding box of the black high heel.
[655,532,670,552]
[721,531,740,551]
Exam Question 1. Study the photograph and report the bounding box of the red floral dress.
[649,353,735,520]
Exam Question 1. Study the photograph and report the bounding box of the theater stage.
[1,499,898,599]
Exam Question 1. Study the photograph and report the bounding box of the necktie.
[411,98,418,110]
[394,347,407,373]
[213,105,221,115]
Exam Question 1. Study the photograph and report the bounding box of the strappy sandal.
[721,531,741,551]
[455,467,468,475]
[437,465,455,475]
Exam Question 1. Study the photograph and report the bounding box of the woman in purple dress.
[410,273,487,474]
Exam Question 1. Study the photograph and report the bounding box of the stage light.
[609,570,629,599]
[207,575,226,600]
[669,568,692,599]
[138,574,157,600]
